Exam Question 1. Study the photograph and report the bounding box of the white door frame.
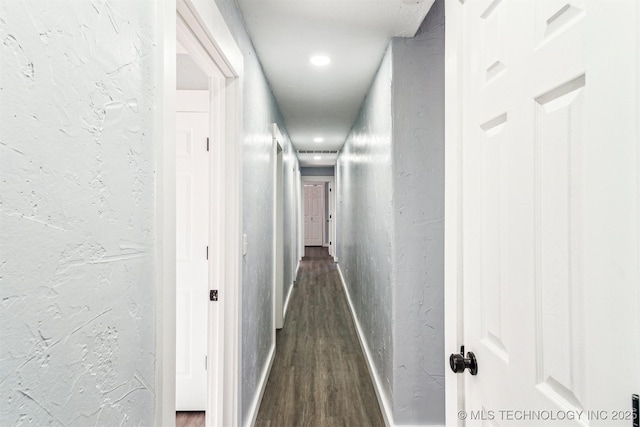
[295,167,303,267]
[272,124,284,330]
[301,175,335,260]
[444,1,464,425]
[327,180,336,260]
[156,1,244,426]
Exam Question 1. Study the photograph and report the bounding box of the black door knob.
[449,349,478,375]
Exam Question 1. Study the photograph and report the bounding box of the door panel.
[304,186,311,243]
[176,108,209,410]
[304,184,324,246]
[534,75,586,409]
[460,0,639,425]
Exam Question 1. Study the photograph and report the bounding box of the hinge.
[210,290,218,301]
[205,355,207,370]
[206,137,210,151]
[206,246,209,260]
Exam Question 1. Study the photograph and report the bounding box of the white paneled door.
[304,184,324,246]
[176,92,210,411]
[455,0,639,425]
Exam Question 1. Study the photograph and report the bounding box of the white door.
[455,0,639,425]
[304,186,311,244]
[176,91,210,410]
[304,184,323,246]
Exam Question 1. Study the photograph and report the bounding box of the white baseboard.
[282,282,294,322]
[245,343,275,427]
[337,265,443,427]
[337,265,394,427]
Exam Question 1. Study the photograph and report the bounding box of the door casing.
[301,175,336,260]
[444,1,465,424]
[272,124,284,330]
[156,1,244,426]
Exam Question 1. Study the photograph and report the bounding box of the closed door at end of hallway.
[304,184,323,246]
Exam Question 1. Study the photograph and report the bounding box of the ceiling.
[236,0,435,166]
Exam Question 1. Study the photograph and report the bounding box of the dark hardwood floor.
[176,411,204,427]
[255,247,384,427]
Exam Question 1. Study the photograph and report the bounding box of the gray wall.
[336,46,395,403]
[300,166,334,176]
[391,0,445,423]
[1,1,157,424]
[212,0,300,424]
[0,0,301,424]
[336,1,445,424]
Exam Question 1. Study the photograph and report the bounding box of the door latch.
[449,345,478,375]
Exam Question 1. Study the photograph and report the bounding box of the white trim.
[327,181,336,259]
[337,265,444,427]
[337,265,393,427]
[301,175,336,261]
[290,161,301,291]
[296,168,304,262]
[182,0,242,76]
[155,0,177,425]
[273,125,285,330]
[161,2,244,427]
[244,344,275,427]
[444,1,464,427]
[220,64,243,427]
[282,281,295,322]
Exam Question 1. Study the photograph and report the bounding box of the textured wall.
[336,1,445,424]
[336,46,395,405]
[391,0,445,423]
[211,0,300,423]
[0,1,157,425]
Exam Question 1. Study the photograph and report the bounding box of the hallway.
[255,247,384,427]
[3,1,639,425]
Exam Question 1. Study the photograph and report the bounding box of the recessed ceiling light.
[313,137,324,143]
[314,156,322,160]
[310,55,331,66]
